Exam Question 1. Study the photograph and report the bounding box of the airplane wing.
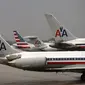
[50,42,82,51]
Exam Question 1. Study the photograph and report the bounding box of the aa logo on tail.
[0,40,6,50]
[34,40,41,47]
[55,27,68,37]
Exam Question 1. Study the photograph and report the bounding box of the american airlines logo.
[55,27,68,37]
[0,40,6,50]
[34,40,41,47]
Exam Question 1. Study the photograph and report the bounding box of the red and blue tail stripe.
[13,31,30,48]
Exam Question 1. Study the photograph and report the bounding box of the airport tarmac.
[0,64,85,85]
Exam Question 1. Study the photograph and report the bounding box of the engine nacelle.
[6,54,21,61]
[12,56,46,68]
[28,57,46,67]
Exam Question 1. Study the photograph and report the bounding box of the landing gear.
[81,72,85,81]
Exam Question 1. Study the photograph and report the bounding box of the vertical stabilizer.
[24,36,46,48]
[45,13,76,42]
[0,35,18,56]
[13,31,30,48]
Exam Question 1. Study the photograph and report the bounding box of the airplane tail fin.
[24,36,45,47]
[45,13,77,42]
[0,35,18,56]
[13,31,30,48]
[33,38,44,47]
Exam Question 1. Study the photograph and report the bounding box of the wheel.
[81,74,85,81]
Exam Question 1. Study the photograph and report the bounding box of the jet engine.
[10,56,46,69]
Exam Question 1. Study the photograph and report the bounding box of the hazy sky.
[0,0,85,41]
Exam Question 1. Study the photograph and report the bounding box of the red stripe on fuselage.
[17,45,30,48]
[80,46,85,48]
[17,43,28,45]
[47,62,85,64]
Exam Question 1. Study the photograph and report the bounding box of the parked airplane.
[0,34,85,81]
[13,31,47,51]
[13,31,57,51]
[45,13,85,50]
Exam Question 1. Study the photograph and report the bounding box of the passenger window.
[67,58,69,60]
[49,58,52,60]
[69,58,71,60]
[59,58,60,60]
[78,58,80,60]
[53,58,56,60]
[47,58,49,60]
[76,58,78,60]
[64,58,66,60]
[61,58,63,60]
[81,58,83,60]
